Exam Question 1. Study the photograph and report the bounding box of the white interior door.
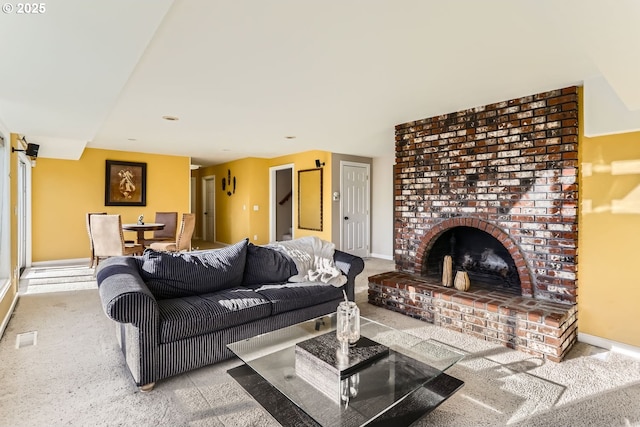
[341,162,369,257]
[203,176,216,241]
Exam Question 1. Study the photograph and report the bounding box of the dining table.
[122,223,165,245]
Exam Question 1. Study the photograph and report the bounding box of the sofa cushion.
[243,243,297,285]
[139,238,249,300]
[248,281,343,315]
[157,287,271,343]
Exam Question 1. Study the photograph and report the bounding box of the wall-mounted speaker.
[25,143,39,157]
[12,142,40,158]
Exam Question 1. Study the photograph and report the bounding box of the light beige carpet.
[1,258,639,426]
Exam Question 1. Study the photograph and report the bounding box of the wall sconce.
[315,159,325,168]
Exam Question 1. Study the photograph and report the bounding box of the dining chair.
[86,212,107,268]
[90,214,144,267]
[140,211,178,246]
[150,213,196,252]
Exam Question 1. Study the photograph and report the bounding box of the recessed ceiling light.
[127,138,137,141]
[285,135,296,139]
[162,115,179,121]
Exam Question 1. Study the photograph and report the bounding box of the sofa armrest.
[333,250,365,301]
[96,256,158,326]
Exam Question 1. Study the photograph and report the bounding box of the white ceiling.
[1,0,639,166]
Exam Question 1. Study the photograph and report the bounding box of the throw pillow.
[243,243,297,285]
[139,238,249,299]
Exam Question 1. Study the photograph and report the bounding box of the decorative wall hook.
[222,169,237,196]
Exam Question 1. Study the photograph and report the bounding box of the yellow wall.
[579,131,640,347]
[31,148,190,261]
[199,157,269,245]
[193,150,332,246]
[269,150,332,241]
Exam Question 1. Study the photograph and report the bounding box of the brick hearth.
[369,272,576,362]
[369,86,579,361]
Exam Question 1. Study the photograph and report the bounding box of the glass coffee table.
[227,314,465,427]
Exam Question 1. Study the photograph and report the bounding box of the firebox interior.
[423,226,521,295]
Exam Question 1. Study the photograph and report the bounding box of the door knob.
[344,216,349,220]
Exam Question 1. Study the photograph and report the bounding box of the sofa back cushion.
[243,243,297,285]
[139,238,249,299]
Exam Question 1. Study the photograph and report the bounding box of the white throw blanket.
[269,236,347,287]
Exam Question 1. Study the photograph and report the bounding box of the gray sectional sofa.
[96,238,364,391]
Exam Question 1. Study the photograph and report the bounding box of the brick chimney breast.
[394,86,579,305]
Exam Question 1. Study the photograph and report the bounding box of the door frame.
[201,175,216,242]
[269,163,294,243]
[17,151,32,270]
[340,160,370,257]
[190,176,197,238]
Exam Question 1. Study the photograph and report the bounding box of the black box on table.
[294,332,389,403]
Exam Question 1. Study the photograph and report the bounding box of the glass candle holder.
[336,301,360,354]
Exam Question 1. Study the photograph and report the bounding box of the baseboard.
[0,291,19,340]
[579,332,640,360]
[31,258,90,267]
[369,253,393,261]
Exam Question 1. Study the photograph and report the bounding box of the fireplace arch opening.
[422,226,522,295]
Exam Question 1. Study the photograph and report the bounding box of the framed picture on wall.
[105,160,147,206]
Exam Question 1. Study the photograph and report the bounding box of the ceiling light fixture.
[285,135,296,139]
[162,115,179,121]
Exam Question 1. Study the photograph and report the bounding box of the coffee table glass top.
[227,314,464,427]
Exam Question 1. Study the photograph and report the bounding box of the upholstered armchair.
[149,213,195,252]
[140,212,178,246]
[86,212,106,268]
[90,214,144,266]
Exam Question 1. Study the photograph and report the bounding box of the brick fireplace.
[369,86,579,361]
